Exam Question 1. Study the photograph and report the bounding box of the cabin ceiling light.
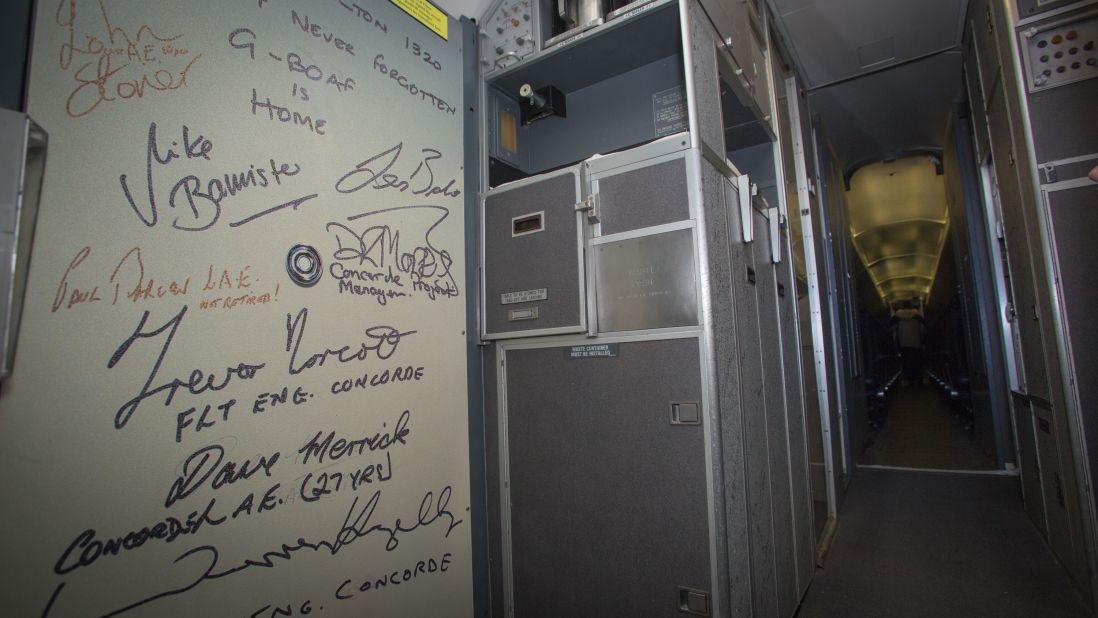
[847,156,948,309]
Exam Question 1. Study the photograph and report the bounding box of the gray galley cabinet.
[476,1,816,616]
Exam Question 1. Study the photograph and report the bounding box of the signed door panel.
[0,1,471,616]
[502,338,711,617]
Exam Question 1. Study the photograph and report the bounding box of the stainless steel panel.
[593,227,698,332]
[0,110,45,378]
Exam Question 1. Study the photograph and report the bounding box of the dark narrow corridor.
[862,383,997,471]
[798,468,1091,617]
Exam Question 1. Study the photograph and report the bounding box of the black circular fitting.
[286,244,322,287]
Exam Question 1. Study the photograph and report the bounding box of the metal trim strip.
[785,74,839,523]
[1041,177,1097,191]
[589,219,697,245]
[1039,152,1098,169]
[679,1,725,613]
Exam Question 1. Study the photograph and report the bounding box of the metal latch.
[1039,162,1057,185]
[575,194,600,223]
[768,206,782,264]
[736,174,755,243]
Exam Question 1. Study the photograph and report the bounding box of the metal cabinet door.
[482,167,587,338]
[500,337,712,618]
[586,134,694,237]
[585,137,699,334]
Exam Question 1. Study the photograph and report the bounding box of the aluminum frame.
[678,1,728,611]
[810,123,852,481]
[785,75,839,522]
[777,205,816,598]
[479,165,589,340]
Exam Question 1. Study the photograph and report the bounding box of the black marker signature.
[284,307,415,375]
[326,205,458,301]
[43,487,461,616]
[334,143,461,199]
[108,306,266,430]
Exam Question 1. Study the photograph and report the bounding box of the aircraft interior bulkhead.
[0,0,1095,616]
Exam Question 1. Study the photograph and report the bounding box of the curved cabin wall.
[846,156,950,311]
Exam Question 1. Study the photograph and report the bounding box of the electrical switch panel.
[1021,11,1098,92]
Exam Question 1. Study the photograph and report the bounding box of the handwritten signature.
[43,487,462,616]
[119,122,317,231]
[285,307,416,376]
[335,143,461,199]
[327,205,459,302]
[55,0,202,118]
[108,306,266,431]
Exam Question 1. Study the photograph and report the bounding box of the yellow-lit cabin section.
[846,156,949,311]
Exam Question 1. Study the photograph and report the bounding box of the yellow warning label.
[390,0,449,40]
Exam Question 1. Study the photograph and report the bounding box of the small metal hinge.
[575,194,600,223]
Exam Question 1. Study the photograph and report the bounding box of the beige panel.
[0,2,472,616]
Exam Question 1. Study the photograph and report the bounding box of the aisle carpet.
[797,468,1091,617]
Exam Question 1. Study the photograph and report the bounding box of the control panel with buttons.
[1021,11,1098,92]
[480,0,539,74]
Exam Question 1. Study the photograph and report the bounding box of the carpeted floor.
[797,468,1092,617]
[861,383,996,470]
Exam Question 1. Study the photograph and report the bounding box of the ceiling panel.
[808,51,963,169]
[772,0,965,87]
[769,0,968,169]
